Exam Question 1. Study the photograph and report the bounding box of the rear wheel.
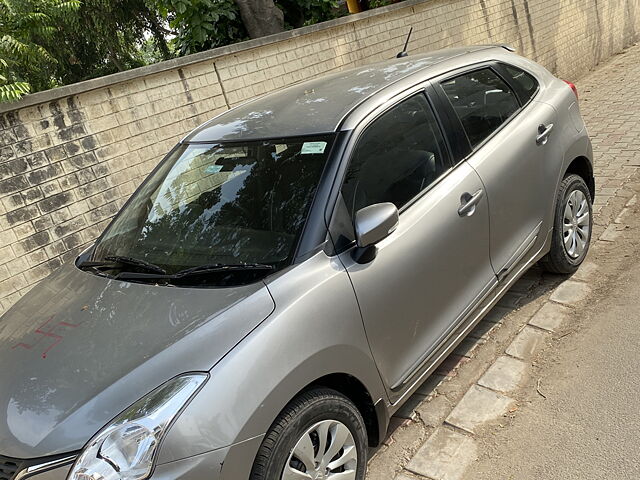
[250,388,368,480]
[541,174,592,274]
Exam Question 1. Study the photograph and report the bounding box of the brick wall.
[0,0,639,314]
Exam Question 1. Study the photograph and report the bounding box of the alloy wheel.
[282,419,358,480]
[562,189,590,259]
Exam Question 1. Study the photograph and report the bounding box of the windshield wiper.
[76,260,115,277]
[114,263,274,282]
[78,256,166,275]
[104,256,167,274]
[174,263,275,277]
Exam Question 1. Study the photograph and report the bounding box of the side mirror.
[352,203,399,264]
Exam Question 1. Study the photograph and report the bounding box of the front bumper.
[22,447,232,480]
[11,431,263,480]
[150,448,230,480]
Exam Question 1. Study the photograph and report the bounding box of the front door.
[335,93,496,397]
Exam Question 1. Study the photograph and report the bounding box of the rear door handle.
[458,189,484,217]
[536,123,554,145]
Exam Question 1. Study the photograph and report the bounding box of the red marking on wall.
[12,315,81,358]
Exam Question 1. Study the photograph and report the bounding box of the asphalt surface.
[460,244,640,478]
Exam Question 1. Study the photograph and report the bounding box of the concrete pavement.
[459,201,640,480]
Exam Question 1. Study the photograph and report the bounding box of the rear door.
[436,65,557,278]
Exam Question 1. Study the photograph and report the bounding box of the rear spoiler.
[483,43,516,52]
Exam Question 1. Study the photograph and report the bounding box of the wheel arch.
[564,155,595,199]
[304,372,385,447]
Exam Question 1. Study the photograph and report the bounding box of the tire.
[250,388,368,480]
[541,173,593,274]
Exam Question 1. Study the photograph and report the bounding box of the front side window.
[341,94,449,217]
[441,68,520,148]
[92,136,333,282]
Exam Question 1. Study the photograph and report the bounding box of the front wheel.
[250,388,368,480]
[541,174,593,274]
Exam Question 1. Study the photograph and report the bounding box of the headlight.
[68,373,207,480]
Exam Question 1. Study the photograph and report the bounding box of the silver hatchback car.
[0,45,593,480]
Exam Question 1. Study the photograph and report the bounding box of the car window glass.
[93,136,333,275]
[502,64,539,102]
[341,94,449,217]
[441,68,520,148]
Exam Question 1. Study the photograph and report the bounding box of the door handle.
[458,189,484,217]
[536,123,554,145]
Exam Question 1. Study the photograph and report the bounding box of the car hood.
[0,263,275,459]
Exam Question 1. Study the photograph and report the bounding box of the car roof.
[184,45,502,143]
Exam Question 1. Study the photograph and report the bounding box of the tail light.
[563,80,578,99]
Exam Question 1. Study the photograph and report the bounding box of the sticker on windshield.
[205,165,223,174]
[301,141,327,155]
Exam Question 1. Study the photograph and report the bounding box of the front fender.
[157,252,387,473]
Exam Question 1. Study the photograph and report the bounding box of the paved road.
[460,219,640,479]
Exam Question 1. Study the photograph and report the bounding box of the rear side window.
[502,64,539,103]
[341,94,449,217]
[441,68,520,148]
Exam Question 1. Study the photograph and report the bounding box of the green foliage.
[0,56,30,101]
[138,36,177,66]
[153,0,342,55]
[367,0,398,7]
[0,0,174,101]
[153,0,247,55]
[47,0,173,85]
[285,0,341,27]
[0,0,345,101]
[308,0,342,22]
[0,0,81,102]
[0,51,31,103]
[0,82,30,102]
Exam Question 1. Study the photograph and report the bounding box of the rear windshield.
[92,136,334,276]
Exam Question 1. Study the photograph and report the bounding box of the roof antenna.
[396,27,413,58]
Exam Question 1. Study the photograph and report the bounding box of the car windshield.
[91,136,334,278]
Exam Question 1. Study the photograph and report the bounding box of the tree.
[48,0,173,85]
[278,0,341,29]
[152,0,247,55]
[0,0,176,102]
[0,0,80,102]
[0,0,344,102]
[233,0,283,39]
[0,59,30,102]
[234,0,343,38]
[154,0,341,54]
